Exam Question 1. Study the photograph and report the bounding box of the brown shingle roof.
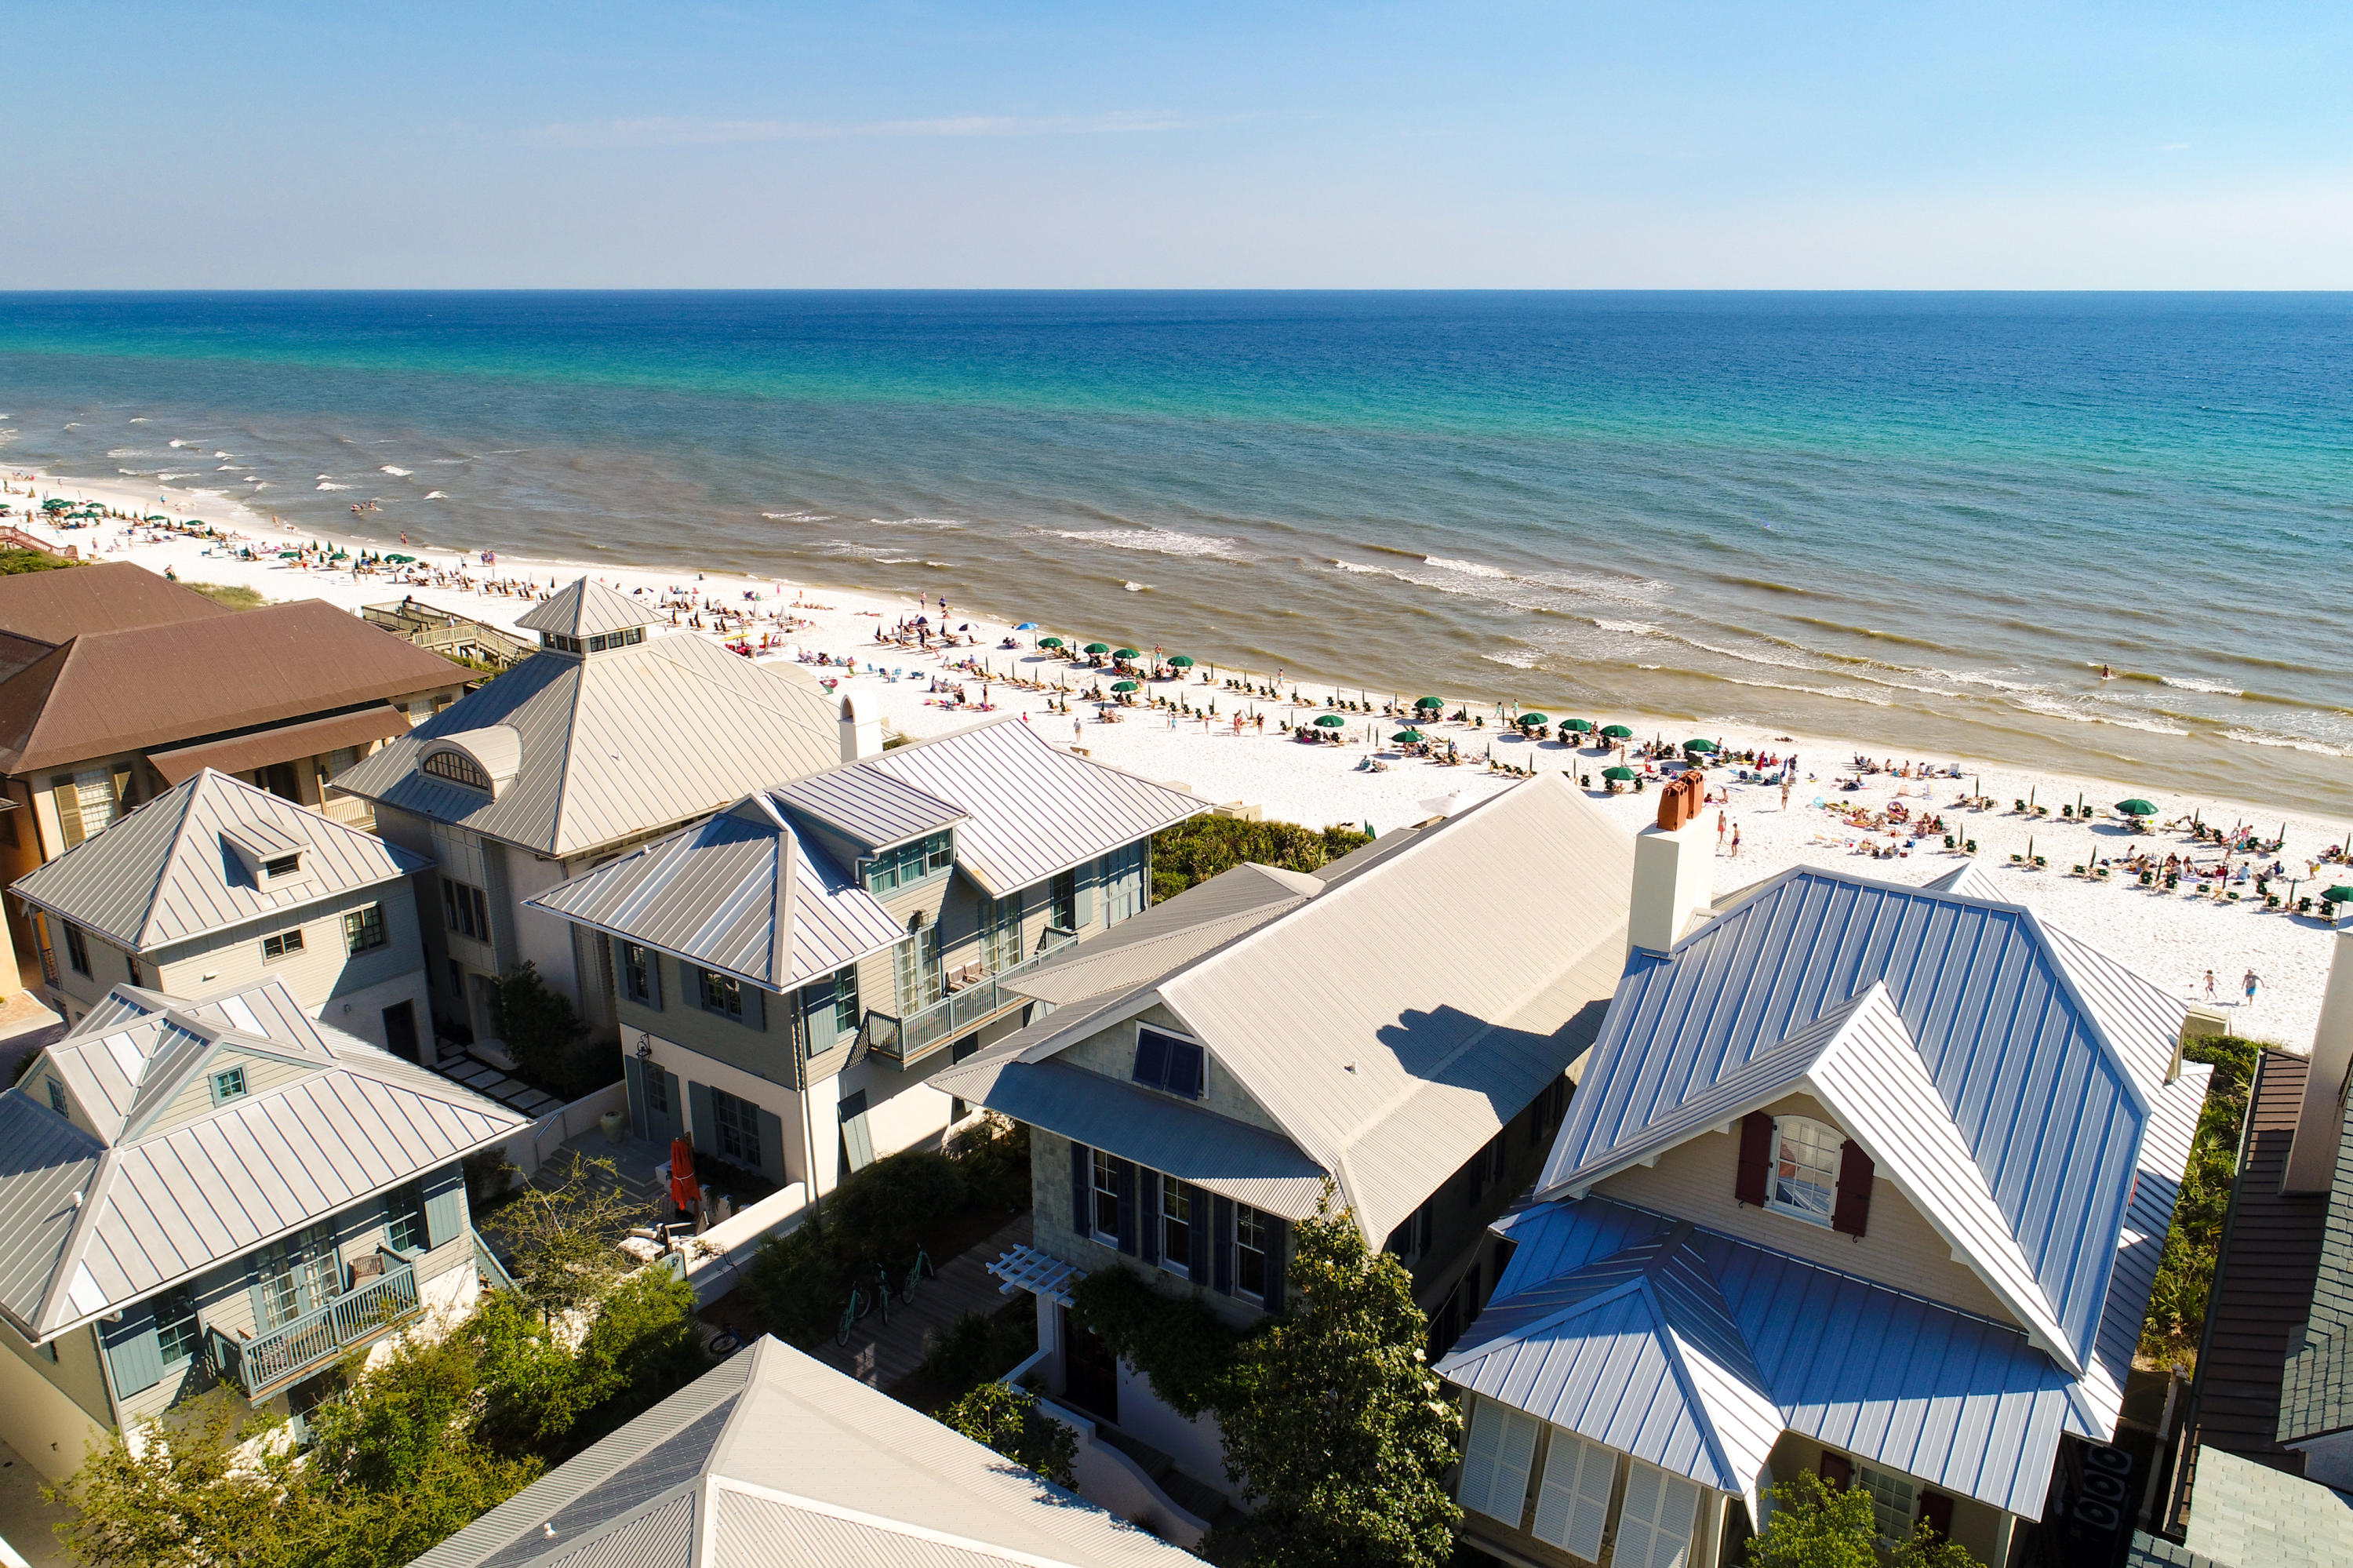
[2188,1050,2332,1472]
[0,562,230,643]
[0,599,463,777]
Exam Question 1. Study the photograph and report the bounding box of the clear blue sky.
[13,1,2351,287]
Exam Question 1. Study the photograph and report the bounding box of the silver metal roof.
[12,768,427,953]
[334,631,842,857]
[1450,1195,2089,1520]
[413,1335,1202,1568]
[771,765,968,852]
[933,773,1636,1245]
[859,718,1206,898]
[514,577,661,638]
[1540,865,2168,1373]
[525,799,904,992]
[0,978,525,1339]
[1002,862,1315,1006]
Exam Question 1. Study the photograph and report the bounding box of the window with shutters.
[64,922,90,977]
[620,942,655,1004]
[893,919,941,1013]
[46,1078,68,1116]
[1161,1181,1193,1274]
[1457,1398,1540,1529]
[442,878,491,943]
[831,964,860,1037]
[1613,1458,1701,1568]
[1091,1150,1122,1243]
[1857,1463,1917,1549]
[1767,1116,1842,1226]
[645,1068,669,1115]
[979,890,1024,973]
[385,1181,428,1254]
[1050,869,1078,932]
[1532,1428,1618,1563]
[697,968,744,1021]
[152,1286,200,1366]
[1133,1027,1206,1099]
[261,927,305,962]
[1235,1206,1271,1300]
[711,1088,761,1167]
[344,904,387,955]
[255,1223,335,1330]
[863,831,954,895]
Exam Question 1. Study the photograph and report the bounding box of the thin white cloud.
[526,111,1195,147]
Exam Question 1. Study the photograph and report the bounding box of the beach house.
[0,562,467,993]
[523,715,1202,1200]
[0,977,525,1480]
[11,768,434,1053]
[328,577,844,1059]
[406,1333,1204,1568]
[1431,823,2208,1568]
[922,773,1635,1498]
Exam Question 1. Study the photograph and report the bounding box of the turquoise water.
[2,291,2348,813]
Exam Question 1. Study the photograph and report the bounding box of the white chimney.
[2283,916,2353,1195]
[839,695,882,764]
[1627,772,1714,955]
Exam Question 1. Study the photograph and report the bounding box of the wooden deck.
[812,1212,1035,1388]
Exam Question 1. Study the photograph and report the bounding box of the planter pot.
[599,1109,628,1145]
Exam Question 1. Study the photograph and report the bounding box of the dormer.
[221,817,314,890]
[419,727,522,799]
[515,577,660,659]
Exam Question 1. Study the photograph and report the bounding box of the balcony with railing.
[861,927,1079,1065]
[209,1249,423,1402]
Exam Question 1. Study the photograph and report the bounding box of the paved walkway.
[813,1212,1035,1389]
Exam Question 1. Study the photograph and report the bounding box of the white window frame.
[1090,1149,1122,1246]
[1235,1205,1271,1301]
[1765,1115,1842,1228]
[1857,1462,1918,1549]
[1160,1179,1194,1277]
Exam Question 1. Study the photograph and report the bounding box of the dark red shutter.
[1735,1112,1773,1206]
[1818,1450,1853,1490]
[1832,1139,1875,1238]
[1918,1490,1955,1540]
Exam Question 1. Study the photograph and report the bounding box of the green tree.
[1746,1473,1980,1568]
[939,1381,1078,1489]
[49,1395,314,1568]
[482,1151,651,1319]
[1148,817,1370,904]
[1214,1186,1461,1568]
[488,962,597,1097]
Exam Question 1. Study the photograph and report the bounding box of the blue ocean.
[2,291,2348,813]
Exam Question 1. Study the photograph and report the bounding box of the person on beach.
[1717,810,1727,850]
[2244,970,2261,1009]
[2205,970,2216,1002]
[1780,778,1792,812]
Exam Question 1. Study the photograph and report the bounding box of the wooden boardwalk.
[813,1212,1035,1388]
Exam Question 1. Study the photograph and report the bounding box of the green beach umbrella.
[1684,738,1720,754]
[1115,647,1140,660]
[1111,679,1139,693]
[1518,712,1549,726]
[2324,886,2353,904]
[1166,654,1194,668]
[1602,724,1633,739]
[1603,766,1638,781]
[2116,799,2158,817]
[1391,729,1425,743]
[1313,714,1347,728]
[1414,696,1444,711]
[1083,642,1111,655]
[1038,635,1064,648]
[1562,719,1593,732]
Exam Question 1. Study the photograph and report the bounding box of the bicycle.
[835,1282,867,1347]
[900,1243,933,1304]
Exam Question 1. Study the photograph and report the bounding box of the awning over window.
[148,704,411,786]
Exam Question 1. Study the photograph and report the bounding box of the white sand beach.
[10,467,2347,1052]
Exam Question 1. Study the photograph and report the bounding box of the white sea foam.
[380,465,413,477]
[1592,619,1658,635]
[422,490,449,500]
[2012,695,2189,737]
[1722,675,1893,707]
[213,451,233,459]
[2222,729,2348,758]
[1059,527,1238,558]
[866,516,965,530]
[1424,555,1514,580]
[316,482,353,491]
[158,471,202,482]
[762,511,831,522]
[1922,668,2042,694]
[316,474,333,481]
[216,464,236,471]
[126,417,147,423]
[1481,651,1540,670]
[1125,581,1147,592]
[107,448,155,459]
[2161,675,2243,696]
[169,438,193,448]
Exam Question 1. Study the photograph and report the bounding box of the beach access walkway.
[813,1211,1035,1390]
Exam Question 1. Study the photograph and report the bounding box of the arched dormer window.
[422,748,493,793]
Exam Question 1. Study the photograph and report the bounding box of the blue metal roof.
[1457,1197,2091,1519]
[1540,867,2148,1370]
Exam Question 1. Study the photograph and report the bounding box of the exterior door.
[380,1000,420,1062]
[1062,1307,1118,1424]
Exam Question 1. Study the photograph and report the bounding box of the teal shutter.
[1073,859,1097,930]
[689,1080,716,1155]
[101,1303,165,1398]
[756,1108,787,1184]
[744,986,766,1032]
[646,949,663,1010]
[421,1161,468,1250]
[622,1055,647,1135]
